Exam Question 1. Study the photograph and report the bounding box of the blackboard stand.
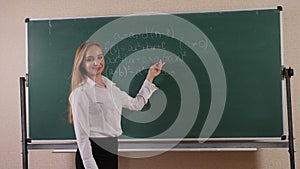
[20,77,29,169]
[19,69,296,169]
[282,67,296,169]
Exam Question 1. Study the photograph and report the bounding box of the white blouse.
[69,76,158,169]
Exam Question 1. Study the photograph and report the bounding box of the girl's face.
[81,45,105,79]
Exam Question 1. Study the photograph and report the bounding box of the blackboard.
[27,8,283,140]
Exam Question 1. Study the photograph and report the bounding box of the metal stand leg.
[20,77,28,169]
[282,67,296,169]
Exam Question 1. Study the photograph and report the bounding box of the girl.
[69,41,165,169]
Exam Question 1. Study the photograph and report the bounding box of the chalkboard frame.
[26,7,285,142]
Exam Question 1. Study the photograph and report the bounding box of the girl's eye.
[86,58,93,62]
[84,56,94,62]
[97,55,104,60]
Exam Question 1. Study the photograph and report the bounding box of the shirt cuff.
[145,79,158,90]
[140,80,158,99]
[83,158,99,169]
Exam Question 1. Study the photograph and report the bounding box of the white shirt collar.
[85,76,115,89]
[85,77,96,88]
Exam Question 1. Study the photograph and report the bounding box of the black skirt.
[76,137,118,169]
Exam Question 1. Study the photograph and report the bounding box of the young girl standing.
[69,41,165,169]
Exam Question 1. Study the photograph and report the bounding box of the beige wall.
[1,0,299,168]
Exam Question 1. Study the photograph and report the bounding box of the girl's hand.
[146,59,166,82]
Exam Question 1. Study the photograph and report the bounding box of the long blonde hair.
[68,40,102,124]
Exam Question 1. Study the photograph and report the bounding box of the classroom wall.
[1,0,299,169]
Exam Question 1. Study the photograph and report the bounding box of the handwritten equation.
[101,24,208,78]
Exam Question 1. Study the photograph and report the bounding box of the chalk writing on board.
[103,40,167,58]
[105,48,185,65]
[106,64,175,78]
[101,23,211,79]
[111,24,175,42]
[179,37,208,50]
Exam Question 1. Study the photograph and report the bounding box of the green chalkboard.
[27,9,283,140]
